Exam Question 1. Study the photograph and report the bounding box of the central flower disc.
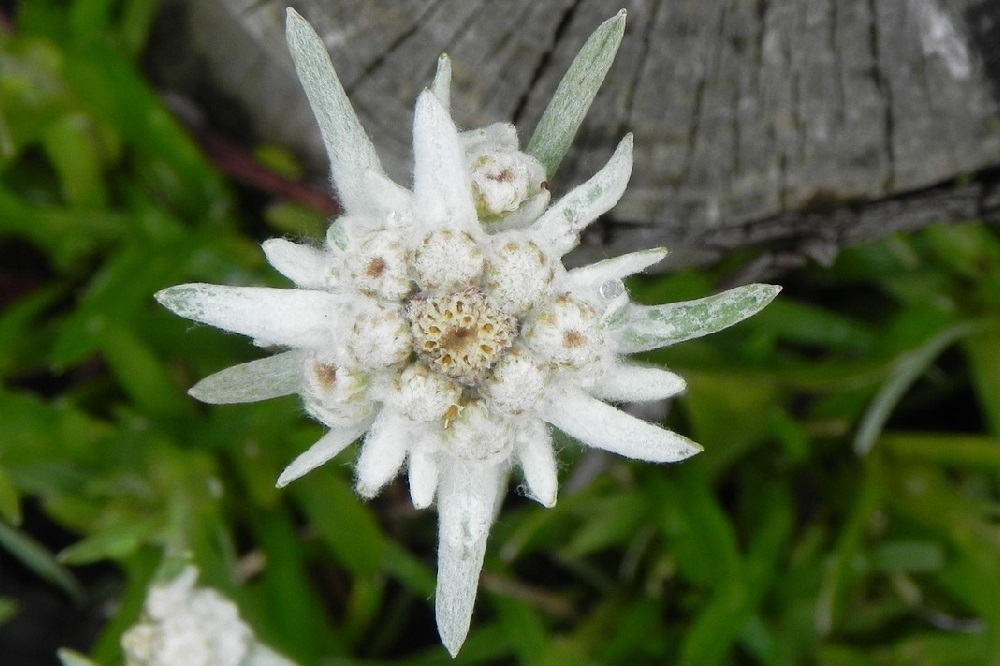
[408,288,516,384]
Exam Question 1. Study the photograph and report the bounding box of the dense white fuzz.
[155,10,782,657]
[262,239,330,289]
[515,420,558,507]
[447,402,514,462]
[347,230,412,300]
[483,232,554,316]
[155,285,342,349]
[390,363,461,422]
[413,91,478,233]
[545,388,702,462]
[408,445,440,509]
[483,349,547,414]
[435,460,505,657]
[356,411,410,497]
[589,363,687,402]
[346,302,411,368]
[277,419,372,487]
[411,229,484,292]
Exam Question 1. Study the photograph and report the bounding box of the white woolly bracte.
[276,417,373,487]
[355,410,411,498]
[412,90,479,235]
[408,436,440,509]
[261,239,329,289]
[588,362,686,402]
[514,419,558,507]
[528,134,633,257]
[285,9,385,217]
[154,284,344,349]
[434,457,508,657]
[565,247,667,316]
[543,387,702,463]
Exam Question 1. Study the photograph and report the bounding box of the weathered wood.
[150,0,1000,266]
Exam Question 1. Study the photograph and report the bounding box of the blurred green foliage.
[3,1,1000,664]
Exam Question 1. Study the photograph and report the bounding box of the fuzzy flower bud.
[347,230,413,300]
[411,229,484,292]
[522,294,605,371]
[483,232,554,316]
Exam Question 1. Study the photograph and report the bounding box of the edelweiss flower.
[156,8,780,656]
[120,566,293,666]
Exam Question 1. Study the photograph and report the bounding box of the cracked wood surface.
[153,0,1000,267]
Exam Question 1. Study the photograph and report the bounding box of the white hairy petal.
[430,53,451,112]
[609,283,782,353]
[261,239,328,289]
[355,411,410,497]
[189,351,303,404]
[435,459,506,657]
[276,418,372,487]
[544,388,702,462]
[285,9,384,215]
[515,420,557,507]
[412,90,477,233]
[529,134,633,256]
[155,284,342,348]
[567,247,667,287]
[408,446,439,509]
[589,363,686,402]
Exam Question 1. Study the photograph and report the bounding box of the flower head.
[156,8,779,656]
[120,566,294,666]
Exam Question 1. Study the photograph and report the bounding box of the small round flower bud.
[390,362,462,423]
[347,303,412,367]
[470,151,546,218]
[483,232,554,316]
[482,348,547,415]
[302,358,373,427]
[522,294,605,371]
[411,229,484,292]
[347,230,413,301]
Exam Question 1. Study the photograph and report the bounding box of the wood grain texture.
[152,0,1000,266]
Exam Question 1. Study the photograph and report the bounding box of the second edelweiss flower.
[155,8,780,657]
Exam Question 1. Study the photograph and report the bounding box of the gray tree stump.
[152,0,1000,269]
